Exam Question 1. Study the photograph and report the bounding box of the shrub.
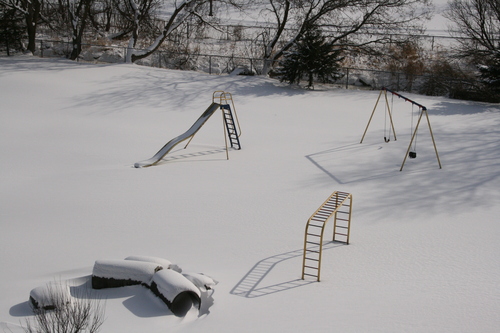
[24,285,105,333]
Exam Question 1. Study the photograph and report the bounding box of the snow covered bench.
[90,256,217,316]
[91,259,163,289]
[29,282,72,310]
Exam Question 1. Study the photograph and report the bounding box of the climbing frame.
[302,191,352,282]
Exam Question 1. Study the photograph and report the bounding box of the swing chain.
[409,105,418,159]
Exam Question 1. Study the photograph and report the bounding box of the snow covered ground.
[1,55,499,332]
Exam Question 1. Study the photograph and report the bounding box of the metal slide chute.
[134,102,221,168]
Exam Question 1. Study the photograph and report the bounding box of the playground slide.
[134,102,221,168]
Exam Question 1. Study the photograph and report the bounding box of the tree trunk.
[25,0,41,54]
[68,0,92,60]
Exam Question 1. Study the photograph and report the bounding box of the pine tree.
[0,6,26,56]
[479,52,500,93]
[277,25,344,89]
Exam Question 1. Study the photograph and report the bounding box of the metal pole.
[301,224,308,280]
[346,195,352,245]
[425,109,442,169]
[360,89,384,143]
[400,108,424,171]
[222,107,229,160]
[383,90,397,141]
[346,68,349,89]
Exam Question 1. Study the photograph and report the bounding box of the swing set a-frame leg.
[426,110,442,169]
[360,89,397,143]
[400,109,442,171]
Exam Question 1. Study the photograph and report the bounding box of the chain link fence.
[1,38,460,95]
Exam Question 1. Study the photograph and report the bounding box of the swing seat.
[409,151,417,159]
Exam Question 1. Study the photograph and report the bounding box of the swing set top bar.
[382,87,427,111]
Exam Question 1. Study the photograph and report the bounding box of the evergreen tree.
[0,6,26,55]
[277,25,344,89]
[479,52,500,93]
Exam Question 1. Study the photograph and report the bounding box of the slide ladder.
[214,91,241,150]
[221,104,241,150]
[302,191,352,282]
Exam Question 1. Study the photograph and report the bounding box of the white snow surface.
[92,259,162,284]
[153,270,201,302]
[0,55,499,332]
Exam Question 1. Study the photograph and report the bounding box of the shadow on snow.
[230,242,345,298]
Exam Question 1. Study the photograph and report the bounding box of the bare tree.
[120,0,248,63]
[110,0,160,44]
[255,0,432,75]
[66,0,95,60]
[445,0,500,61]
[86,0,114,36]
[444,0,500,100]
[121,0,208,63]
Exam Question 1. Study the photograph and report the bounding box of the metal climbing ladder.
[221,104,241,150]
[302,191,352,282]
[213,91,241,153]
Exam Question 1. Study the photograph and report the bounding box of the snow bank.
[91,259,162,289]
[150,269,201,317]
[29,282,72,310]
[124,255,182,273]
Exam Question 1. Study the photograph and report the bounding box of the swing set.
[360,87,442,171]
